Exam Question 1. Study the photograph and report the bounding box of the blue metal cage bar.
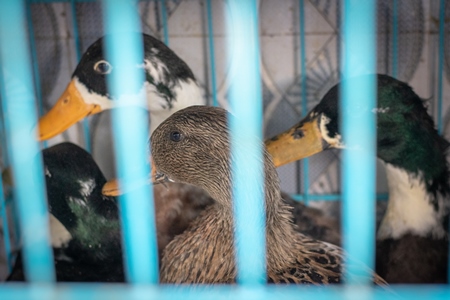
[298,0,310,206]
[102,0,158,284]
[340,0,377,282]
[227,0,266,285]
[391,0,398,78]
[160,0,169,45]
[0,284,450,300]
[0,58,13,273]
[206,0,218,107]
[0,0,55,282]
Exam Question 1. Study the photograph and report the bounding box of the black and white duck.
[8,142,123,282]
[149,105,385,284]
[265,74,449,283]
[37,33,204,140]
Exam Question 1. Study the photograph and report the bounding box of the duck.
[265,74,449,283]
[37,33,205,140]
[149,105,385,284]
[8,142,123,282]
[7,142,211,281]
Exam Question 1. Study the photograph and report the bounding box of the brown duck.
[151,105,385,284]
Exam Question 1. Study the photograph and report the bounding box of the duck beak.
[101,157,158,196]
[102,178,121,196]
[37,80,102,141]
[265,115,327,167]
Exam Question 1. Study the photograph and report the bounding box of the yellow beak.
[102,157,157,197]
[265,116,327,168]
[102,178,121,197]
[37,80,102,141]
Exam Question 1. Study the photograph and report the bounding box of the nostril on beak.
[292,128,305,139]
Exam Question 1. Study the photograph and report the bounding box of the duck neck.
[205,150,298,273]
[377,162,448,240]
[147,78,204,134]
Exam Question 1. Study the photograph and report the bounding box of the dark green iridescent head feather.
[313,74,450,198]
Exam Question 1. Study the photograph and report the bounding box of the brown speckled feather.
[153,183,214,261]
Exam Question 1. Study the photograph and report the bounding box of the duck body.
[266,74,450,283]
[151,106,384,284]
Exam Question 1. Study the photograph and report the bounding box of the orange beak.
[37,79,102,141]
[101,157,157,197]
[102,178,121,197]
[265,116,327,168]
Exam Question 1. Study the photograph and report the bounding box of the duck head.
[266,74,450,196]
[151,106,233,206]
[43,142,121,260]
[37,33,204,140]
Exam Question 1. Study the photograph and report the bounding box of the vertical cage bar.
[0,180,12,272]
[298,0,309,205]
[70,0,92,152]
[437,0,445,135]
[206,0,218,107]
[391,0,398,78]
[226,0,266,285]
[160,0,169,45]
[26,1,48,149]
[340,0,377,284]
[102,0,159,284]
[0,69,13,273]
[0,0,55,282]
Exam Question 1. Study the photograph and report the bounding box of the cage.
[0,0,449,299]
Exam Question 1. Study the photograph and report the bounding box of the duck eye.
[94,60,112,74]
[169,131,182,142]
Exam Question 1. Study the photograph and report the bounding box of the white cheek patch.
[74,76,114,110]
[78,178,96,198]
[76,75,148,110]
[319,114,344,148]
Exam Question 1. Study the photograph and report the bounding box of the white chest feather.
[49,214,72,247]
[377,163,446,240]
